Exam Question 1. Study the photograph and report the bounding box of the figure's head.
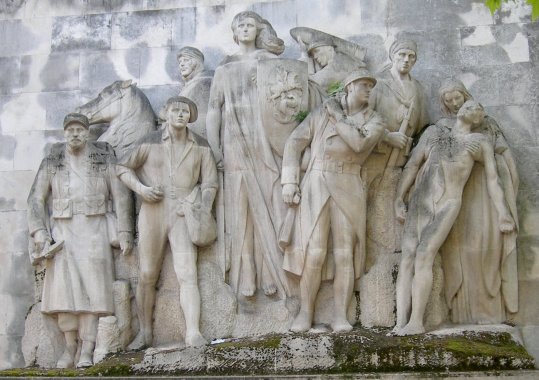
[389,39,417,75]
[63,113,90,152]
[457,100,485,125]
[231,11,284,55]
[177,47,204,81]
[343,68,377,106]
[438,78,473,116]
[307,38,335,68]
[164,96,198,130]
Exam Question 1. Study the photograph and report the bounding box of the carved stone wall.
[0,0,538,369]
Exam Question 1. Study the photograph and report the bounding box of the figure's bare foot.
[128,330,149,351]
[389,324,405,336]
[331,318,353,333]
[262,282,277,296]
[396,322,425,336]
[290,311,312,333]
[240,282,256,297]
[56,346,76,368]
[185,332,208,347]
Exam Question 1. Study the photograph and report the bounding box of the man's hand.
[395,198,407,223]
[499,213,515,233]
[212,150,224,171]
[326,100,344,123]
[464,140,481,156]
[384,132,409,149]
[282,184,300,205]
[139,185,164,203]
[119,232,134,256]
[33,229,51,253]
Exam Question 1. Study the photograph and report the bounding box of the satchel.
[182,185,217,247]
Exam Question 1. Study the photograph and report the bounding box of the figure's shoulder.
[136,129,164,145]
[43,143,66,167]
[189,129,211,149]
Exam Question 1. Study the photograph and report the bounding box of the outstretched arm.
[481,141,515,233]
[206,69,225,167]
[394,135,428,222]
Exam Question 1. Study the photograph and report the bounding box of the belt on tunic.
[71,199,113,215]
[311,159,362,174]
[162,185,192,199]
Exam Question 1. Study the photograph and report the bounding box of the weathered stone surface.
[0,93,47,134]
[79,49,141,91]
[0,171,35,212]
[0,18,51,57]
[39,91,83,130]
[52,14,111,52]
[20,53,80,93]
[171,7,197,46]
[13,130,64,171]
[112,10,174,49]
[0,0,25,21]
[0,57,20,95]
[139,47,178,86]
[360,253,399,328]
[131,327,534,375]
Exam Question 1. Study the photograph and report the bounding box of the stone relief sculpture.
[393,100,516,336]
[76,80,157,158]
[281,69,387,332]
[117,96,217,349]
[436,79,519,325]
[176,47,214,139]
[290,27,367,94]
[365,38,430,260]
[27,113,134,368]
[258,60,309,157]
[206,11,291,299]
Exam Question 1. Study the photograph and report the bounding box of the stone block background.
[0,0,538,369]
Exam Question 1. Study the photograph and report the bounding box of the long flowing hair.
[231,11,284,56]
[438,78,473,116]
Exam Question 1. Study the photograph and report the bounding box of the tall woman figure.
[206,11,290,299]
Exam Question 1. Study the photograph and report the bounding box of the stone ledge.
[5,325,532,377]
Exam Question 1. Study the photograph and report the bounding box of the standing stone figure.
[436,79,519,324]
[365,38,430,259]
[206,11,290,298]
[177,47,214,139]
[117,96,217,349]
[281,69,387,332]
[27,113,134,368]
[393,101,515,336]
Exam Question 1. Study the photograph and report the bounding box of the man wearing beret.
[281,69,387,333]
[117,96,217,349]
[177,47,214,139]
[28,113,134,368]
[364,38,431,265]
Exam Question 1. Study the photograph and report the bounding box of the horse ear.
[120,79,133,89]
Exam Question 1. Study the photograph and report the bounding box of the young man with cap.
[281,69,387,333]
[117,96,217,349]
[28,113,134,368]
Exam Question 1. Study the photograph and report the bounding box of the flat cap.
[164,96,198,123]
[63,113,90,129]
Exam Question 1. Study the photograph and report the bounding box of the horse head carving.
[76,80,157,158]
